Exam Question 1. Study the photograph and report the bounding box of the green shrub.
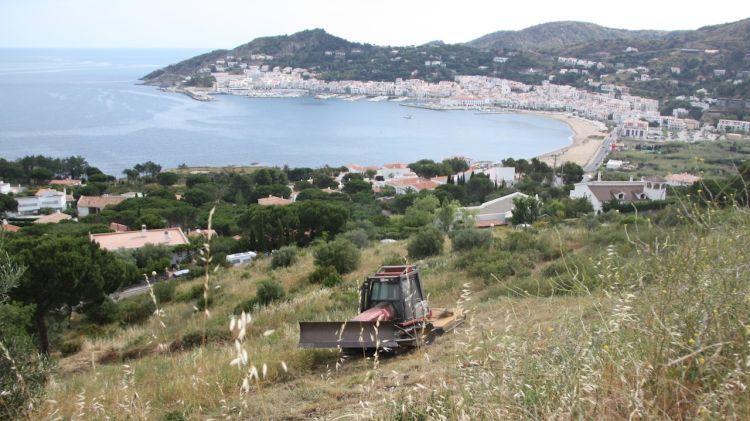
[234,297,257,314]
[407,226,444,259]
[340,228,370,249]
[175,284,203,302]
[84,298,119,325]
[161,410,187,421]
[271,246,298,269]
[153,280,176,304]
[308,265,343,287]
[313,238,360,274]
[0,328,48,419]
[256,279,285,305]
[455,248,519,282]
[180,327,231,349]
[117,297,156,326]
[381,252,405,266]
[60,338,82,356]
[450,229,492,252]
[194,294,214,311]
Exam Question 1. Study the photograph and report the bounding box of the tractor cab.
[359,265,428,324]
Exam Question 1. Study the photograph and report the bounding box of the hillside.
[141,19,750,106]
[465,21,665,52]
[21,205,750,419]
[141,28,504,86]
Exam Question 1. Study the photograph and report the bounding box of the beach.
[526,111,608,168]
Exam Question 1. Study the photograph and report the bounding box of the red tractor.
[298,265,465,351]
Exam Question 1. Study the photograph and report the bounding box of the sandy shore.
[522,111,608,168]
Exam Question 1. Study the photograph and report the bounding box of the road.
[110,283,152,301]
[584,129,619,173]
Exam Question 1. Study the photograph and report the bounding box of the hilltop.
[465,21,666,52]
[141,19,750,104]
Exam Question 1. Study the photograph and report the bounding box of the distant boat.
[403,115,413,120]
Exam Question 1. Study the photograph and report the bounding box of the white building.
[606,160,624,170]
[459,192,528,227]
[377,163,413,179]
[718,119,750,133]
[569,178,666,213]
[457,166,516,186]
[0,181,25,195]
[621,120,648,138]
[15,189,67,215]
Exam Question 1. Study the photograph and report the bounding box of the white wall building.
[0,181,25,195]
[718,119,750,133]
[15,189,67,215]
[460,192,529,227]
[569,178,666,213]
[377,163,413,179]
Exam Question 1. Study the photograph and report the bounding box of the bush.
[0,330,48,419]
[234,297,257,314]
[308,265,343,287]
[175,284,203,302]
[271,246,298,269]
[381,252,405,266]
[340,228,370,249]
[85,298,119,325]
[256,279,285,306]
[455,248,520,283]
[407,226,445,259]
[117,297,156,326]
[313,238,360,274]
[60,338,82,356]
[153,280,176,304]
[450,229,492,252]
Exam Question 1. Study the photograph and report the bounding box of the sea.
[0,49,572,176]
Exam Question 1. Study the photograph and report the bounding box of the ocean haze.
[0,49,571,175]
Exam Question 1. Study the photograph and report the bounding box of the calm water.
[0,49,571,175]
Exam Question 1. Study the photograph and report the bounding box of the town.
[183,56,749,145]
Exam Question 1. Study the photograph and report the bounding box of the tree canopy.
[9,235,132,353]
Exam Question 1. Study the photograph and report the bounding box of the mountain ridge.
[140,19,750,103]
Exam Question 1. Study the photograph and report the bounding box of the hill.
[25,205,750,419]
[465,21,665,52]
[141,28,506,86]
[141,20,750,106]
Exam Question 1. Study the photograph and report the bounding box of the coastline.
[522,110,608,168]
[152,85,609,170]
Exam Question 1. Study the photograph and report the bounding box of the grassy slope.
[38,207,750,419]
[609,138,750,178]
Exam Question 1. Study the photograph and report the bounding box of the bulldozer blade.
[298,321,401,349]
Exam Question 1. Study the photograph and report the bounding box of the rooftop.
[35,188,64,197]
[78,195,127,209]
[0,223,21,233]
[33,212,73,224]
[258,195,293,206]
[90,227,189,251]
[665,173,701,184]
[49,179,83,186]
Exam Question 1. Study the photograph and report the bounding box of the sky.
[0,0,746,49]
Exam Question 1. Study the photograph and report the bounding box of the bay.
[0,49,572,175]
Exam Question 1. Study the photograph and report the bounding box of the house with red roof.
[49,179,83,187]
[376,163,414,179]
[384,177,441,194]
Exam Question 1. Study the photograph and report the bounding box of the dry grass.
[37,208,750,419]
